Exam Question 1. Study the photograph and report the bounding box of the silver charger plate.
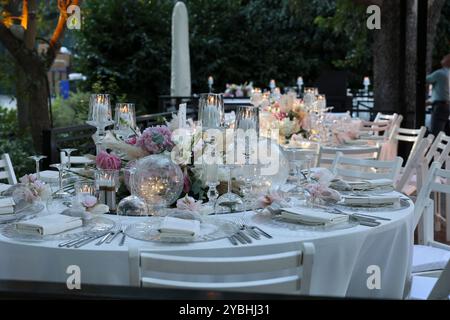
[0,202,44,225]
[125,217,240,243]
[335,198,410,212]
[1,215,115,242]
[252,209,359,232]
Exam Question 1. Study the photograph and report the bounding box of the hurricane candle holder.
[86,94,114,155]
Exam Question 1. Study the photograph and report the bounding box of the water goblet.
[61,148,78,171]
[214,164,245,214]
[28,155,46,180]
[50,164,70,199]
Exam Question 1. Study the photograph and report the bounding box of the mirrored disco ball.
[132,154,184,213]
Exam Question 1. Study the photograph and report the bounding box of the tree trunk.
[427,0,446,72]
[373,0,402,115]
[15,62,30,130]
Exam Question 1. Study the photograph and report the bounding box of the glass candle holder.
[198,93,224,129]
[95,169,120,212]
[74,180,97,204]
[236,106,259,133]
[114,103,136,138]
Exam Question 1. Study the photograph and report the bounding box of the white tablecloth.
[0,195,414,299]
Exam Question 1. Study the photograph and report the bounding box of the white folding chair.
[317,145,381,167]
[409,259,450,300]
[395,126,427,160]
[59,151,94,171]
[129,242,315,295]
[395,135,434,196]
[0,153,17,185]
[360,113,399,138]
[412,162,450,274]
[417,133,450,241]
[330,152,403,181]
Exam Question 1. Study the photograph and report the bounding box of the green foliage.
[51,91,91,128]
[75,0,376,114]
[0,107,34,178]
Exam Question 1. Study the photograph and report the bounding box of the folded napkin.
[15,214,82,236]
[39,170,60,183]
[0,197,15,215]
[158,217,201,241]
[341,195,400,207]
[346,179,393,190]
[279,207,348,226]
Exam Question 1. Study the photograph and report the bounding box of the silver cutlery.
[233,232,248,244]
[105,229,122,244]
[95,232,113,246]
[73,232,109,248]
[118,232,126,246]
[331,208,391,221]
[228,235,238,246]
[237,231,252,243]
[251,226,272,239]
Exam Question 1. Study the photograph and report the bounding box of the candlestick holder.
[86,94,114,155]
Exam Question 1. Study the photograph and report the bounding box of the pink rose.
[96,151,121,170]
[20,174,37,184]
[80,195,97,208]
[257,192,283,208]
[176,196,202,212]
[126,136,137,145]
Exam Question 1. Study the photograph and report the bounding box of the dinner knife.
[228,235,238,246]
[251,226,272,239]
[95,232,113,246]
[105,230,122,244]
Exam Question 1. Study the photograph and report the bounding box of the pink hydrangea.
[96,151,122,170]
[136,125,174,154]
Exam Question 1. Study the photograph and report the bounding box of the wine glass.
[28,155,46,180]
[214,164,245,214]
[50,164,70,199]
[114,103,136,138]
[61,148,77,171]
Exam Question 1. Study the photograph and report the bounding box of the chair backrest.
[60,152,94,167]
[318,145,381,167]
[417,133,450,191]
[427,259,450,300]
[331,152,403,181]
[414,162,450,238]
[0,154,17,185]
[395,136,434,194]
[372,112,399,137]
[129,242,315,295]
[395,126,427,157]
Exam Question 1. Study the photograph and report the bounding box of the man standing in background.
[426,54,450,136]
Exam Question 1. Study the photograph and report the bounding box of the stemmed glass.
[28,155,46,180]
[205,163,219,207]
[61,148,77,171]
[214,164,245,214]
[86,94,114,154]
[50,164,70,199]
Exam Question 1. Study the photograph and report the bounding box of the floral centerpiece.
[223,82,254,98]
[259,92,311,143]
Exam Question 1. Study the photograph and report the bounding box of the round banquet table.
[0,193,414,299]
